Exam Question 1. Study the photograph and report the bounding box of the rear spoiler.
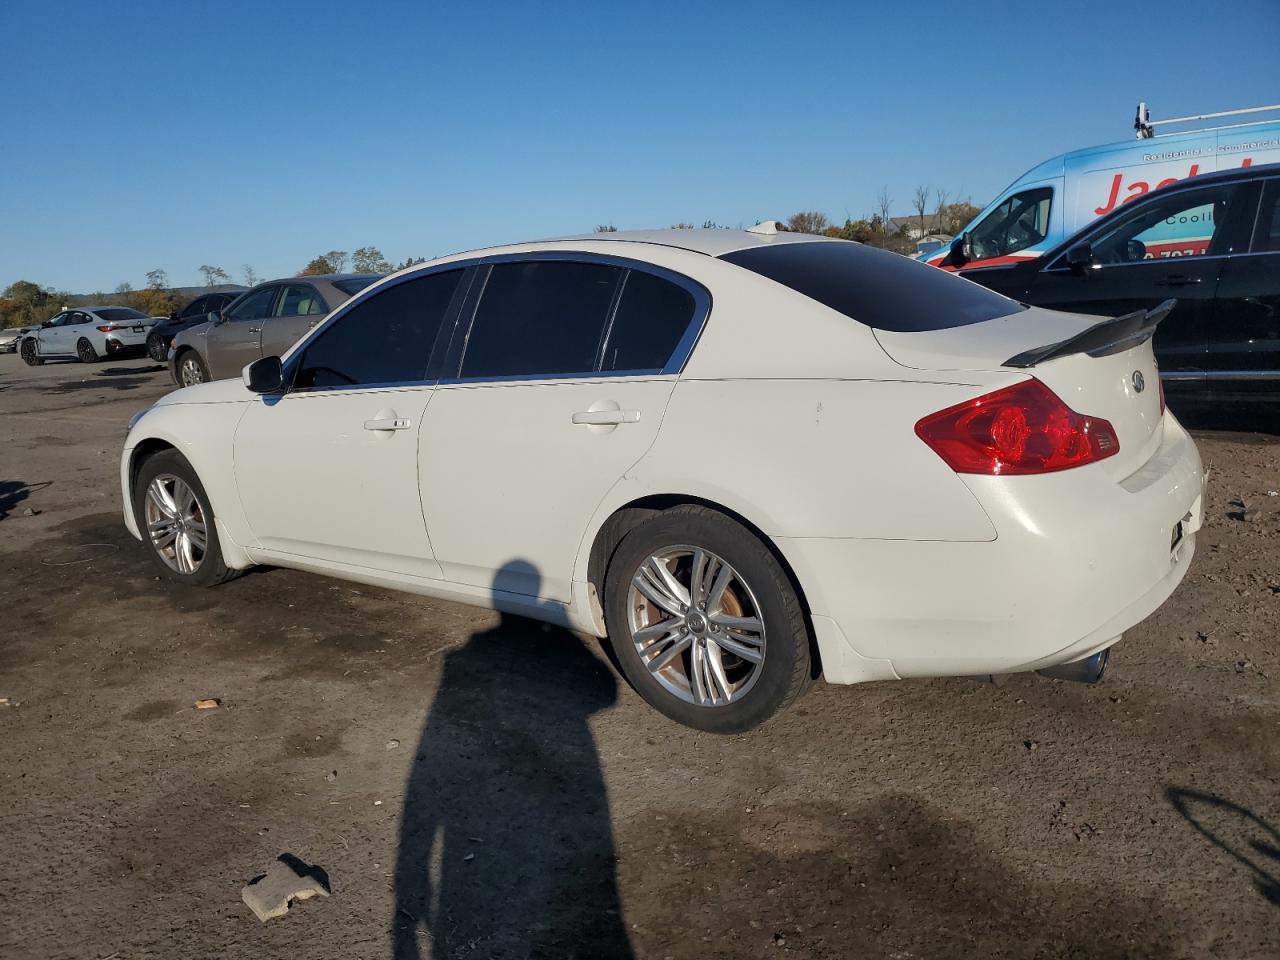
[1004,299,1175,369]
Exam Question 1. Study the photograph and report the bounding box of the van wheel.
[133,449,240,587]
[20,338,42,366]
[76,338,99,363]
[603,505,810,733]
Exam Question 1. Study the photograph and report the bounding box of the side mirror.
[1065,242,1095,275]
[208,310,223,325]
[41,319,55,328]
[243,355,284,394]
[944,234,969,269]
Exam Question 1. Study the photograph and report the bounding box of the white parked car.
[20,306,157,364]
[120,228,1204,731]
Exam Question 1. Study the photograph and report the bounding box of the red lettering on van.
[1094,163,1206,216]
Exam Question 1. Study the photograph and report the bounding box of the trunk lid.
[874,304,1169,478]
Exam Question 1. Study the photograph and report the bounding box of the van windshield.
[967,187,1053,261]
[720,241,1026,332]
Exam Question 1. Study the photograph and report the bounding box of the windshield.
[967,187,1053,261]
[720,241,1025,332]
[95,308,151,322]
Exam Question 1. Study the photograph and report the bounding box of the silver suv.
[169,274,380,385]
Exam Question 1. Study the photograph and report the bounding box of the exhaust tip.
[1036,647,1111,684]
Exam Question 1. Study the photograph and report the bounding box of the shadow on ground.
[1167,787,1280,907]
[392,560,632,959]
[0,480,51,521]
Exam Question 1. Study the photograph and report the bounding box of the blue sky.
[2,0,1277,292]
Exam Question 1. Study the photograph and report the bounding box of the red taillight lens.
[96,325,114,332]
[915,378,1119,475]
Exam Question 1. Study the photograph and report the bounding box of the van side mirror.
[243,355,284,394]
[944,234,969,269]
[1065,242,1095,275]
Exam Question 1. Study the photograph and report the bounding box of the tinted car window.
[332,277,381,296]
[1253,180,1280,252]
[226,286,277,322]
[720,241,1025,332]
[275,284,328,317]
[1088,183,1241,263]
[181,297,209,318]
[461,261,622,378]
[295,270,464,389]
[95,308,149,323]
[602,270,696,371]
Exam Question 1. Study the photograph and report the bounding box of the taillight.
[96,325,114,333]
[915,378,1119,475]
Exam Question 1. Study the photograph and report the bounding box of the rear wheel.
[133,449,240,587]
[76,337,98,363]
[603,505,811,733]
[177,350,209,386]
[147,333,168,361]
[19,338,42,366]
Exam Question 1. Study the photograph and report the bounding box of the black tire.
[76,337,99,363]
[147,333,168,362]
[603,505,811,733]
[19,338,43,366]
[176,349,210,387]
[133,449,241,587]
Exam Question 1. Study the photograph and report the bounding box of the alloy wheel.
[180,356,206,386]
[144,474,208,574]
[626,545,767,707]
[77,339,96,363]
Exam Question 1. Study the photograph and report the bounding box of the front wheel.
[177,350,209,386]
[19,338,43,366]
[133,449,240,587]
[603,505,811,733]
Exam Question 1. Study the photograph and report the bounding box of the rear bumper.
[778,415,1204,683]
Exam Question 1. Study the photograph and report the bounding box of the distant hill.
[64,284,246,308]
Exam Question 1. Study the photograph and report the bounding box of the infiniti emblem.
[1132,371,1145,393]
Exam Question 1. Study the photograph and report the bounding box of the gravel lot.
[2,353,1277,959]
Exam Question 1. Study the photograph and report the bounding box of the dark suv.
[147,290,245,361]
[945,163,1280,405]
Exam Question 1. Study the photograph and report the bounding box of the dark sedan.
[942,163,1280,405]
[146,290,245,361]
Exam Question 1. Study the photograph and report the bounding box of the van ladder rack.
[1134,101,1280,139]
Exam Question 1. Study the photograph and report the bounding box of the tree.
[912,185,930,239]
[669,222,696,230]
[299,256,337,276]
[352,246,392,273]
[933,188,950,234]
[395,256,428,271]
[324,250,349,273]
[115,282,134,295]
[0,280,69,328]
[243,264,259,286]
[594,224,617,233]
[875,188,893,248]
[145,268,168,290]
[786,211,829,235]
[198,265,231,288]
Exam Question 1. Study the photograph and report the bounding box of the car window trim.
[281,264,478,396]
[441,251,711,385]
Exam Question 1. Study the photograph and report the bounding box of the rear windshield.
[719,241,1025,332]
[95,308,150,322]
[332,277,381,296]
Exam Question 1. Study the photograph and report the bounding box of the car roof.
[264,273,383,284]
[549,227,841,258]
[75,304,147,312]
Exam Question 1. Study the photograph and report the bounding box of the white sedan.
[20,305,157,364]
[120,227,1204,731]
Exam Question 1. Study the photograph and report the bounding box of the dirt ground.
[1,353,1277,960]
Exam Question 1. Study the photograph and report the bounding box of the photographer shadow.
[392,560,633,959]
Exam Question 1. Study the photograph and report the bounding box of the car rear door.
[1021,179,1256,398]
[418,256,706,602]
[206,285,279,379]
[1206,177,1278,401]
[259,282,330,359]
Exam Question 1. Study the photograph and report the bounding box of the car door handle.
[363,417,412,431]
[248,326,262,333]
[572,409,641,425]
[1156,276,1202,287]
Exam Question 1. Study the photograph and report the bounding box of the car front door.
[260,282,330,359]
[232,268,468,577]
[1022,180,1255,398]
[419,257,706,602]
[205,285,279,379]
[38,312,70,355]
[1206,177,1277,401]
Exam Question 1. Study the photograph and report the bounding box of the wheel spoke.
[152,528,178,550]
[645,632,692,673]
[688,639,710,705]
[633,563,687,617]
[147,484,178,519]
[710,613,763,635]
[173,479,195,517]
[634,617,681,649]
[710,632,763,664]
[706,562,735,612]
[689,549,709,606]
[703,641,733,701]
[187,524,207,553]
[647,556,690,609]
